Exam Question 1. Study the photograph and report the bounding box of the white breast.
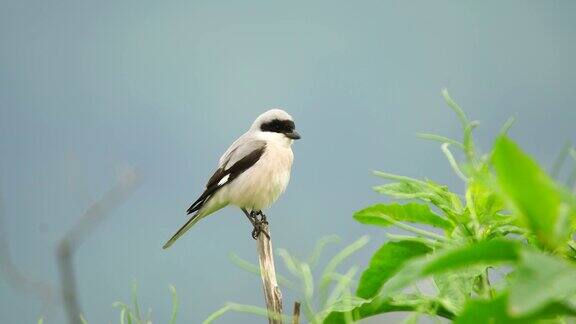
[226,142,294,211]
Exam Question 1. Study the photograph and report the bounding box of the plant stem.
[465,190,482,241]
[483,268,493,298]
[476,268,492,299]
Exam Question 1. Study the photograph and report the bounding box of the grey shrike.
[163,109,300,249]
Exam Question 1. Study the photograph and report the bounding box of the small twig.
[292,301,301,324]
[256,222,283,324]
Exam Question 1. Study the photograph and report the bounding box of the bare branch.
[0,185,59,317]
[256,223,283,324]
[57,168,140,324]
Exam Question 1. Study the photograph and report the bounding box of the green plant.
[78,283,179,324]
[204,235,370,323]
[324,90,576,323]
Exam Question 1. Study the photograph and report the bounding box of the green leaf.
[203,302,289,324]
[169,285,179,324]
[307,235,340,266]
[416,132,464,148]
[131,282,141,322]
[509,249,576,316]
[442,88,470,128]
[326,296,370,313]
[319,236,370,305]
[441,143,468,181]
[323,295,455,323]
[455,294,519,324]
[120,308,126,324]
[550,141,572,179]
[456,293,576,324]
[301,263,314,301]
[373,182,435,200]
[326,266,358,307]
[499,117,516,136]
[356,241,432,299]
[354,203,453,230]
[373,172,464,218]
[381,240,520,298]
[324,240,520,324]
[434,268,482,314]
[493,136,566,250]
[466,180,504,222]
[423,240,519,274]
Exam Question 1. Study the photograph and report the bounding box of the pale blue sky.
[1,0,575,323]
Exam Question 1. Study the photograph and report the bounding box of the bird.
[162,109,301,249]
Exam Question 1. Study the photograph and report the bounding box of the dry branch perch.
[256,222,283,324]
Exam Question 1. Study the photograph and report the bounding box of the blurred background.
[1,0,575,323]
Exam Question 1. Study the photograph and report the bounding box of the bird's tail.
[162,212,204,249]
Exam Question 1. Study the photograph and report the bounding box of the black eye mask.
[260,119,295,134]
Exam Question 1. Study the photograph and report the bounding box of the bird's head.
[251,109,301,145]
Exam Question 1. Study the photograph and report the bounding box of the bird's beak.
[285,131,301,140]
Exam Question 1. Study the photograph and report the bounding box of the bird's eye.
[260,119,294,134]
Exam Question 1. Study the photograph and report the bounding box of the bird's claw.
[250,211,270,239]
[251,222,270,239]
[256,210,268,224]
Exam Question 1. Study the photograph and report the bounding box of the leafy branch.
[324,90,576,323]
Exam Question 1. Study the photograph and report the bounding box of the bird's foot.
[251,224,270,240]
[250,211,270,240]
[255,210,268,225]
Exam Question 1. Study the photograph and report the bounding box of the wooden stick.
[292,301,301,324]
[256,222,283,324]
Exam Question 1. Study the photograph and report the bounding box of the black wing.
[162,141,266,249]
[186,144,266,214]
